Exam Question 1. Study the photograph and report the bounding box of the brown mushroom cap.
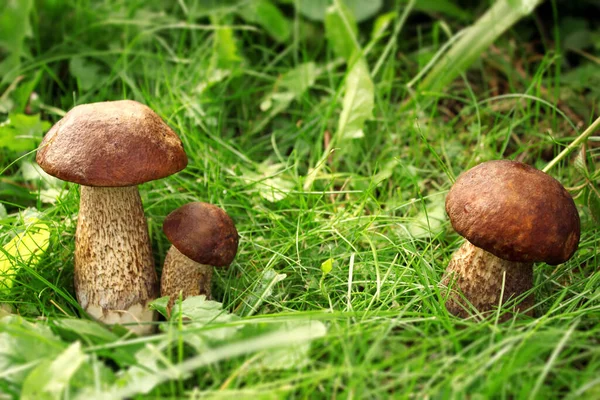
[36,100,188,187]
[163,202,239,266]
[446,160,580,265]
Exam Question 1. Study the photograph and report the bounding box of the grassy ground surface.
[1,0,599,398]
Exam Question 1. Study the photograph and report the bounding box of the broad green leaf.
[0,113,51,152]
[405,198,446,238]
[254,62,318,133]
[573,148,589,177]
[21,342,87,400]
[337,59,374,140]
[296,0,382,23]
[170,295,240,332]
[97,317,326,399]
[321,258,333,275]
[53,319,120,344]
[372,159,399,185]
[241,161,295,202]
[0,315,64,384]
[108,342,181,397]
[149,295,170,318]
[69,57,105,91]
[109,297,240,396]
[325,0,359,61]
[0,0,34,84]
[251,320,327,370]
[0,214,50,290]
[238,0,291,42]
[21,161,62,192]
[260,61,317,111]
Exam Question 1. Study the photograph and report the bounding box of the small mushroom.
[442,160,580,320]
[161,202,239,310]
[36,100,188,334]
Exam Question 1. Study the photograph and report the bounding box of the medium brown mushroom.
[36,100,188,334]
[442,160,580,320]
[161,202,238,311]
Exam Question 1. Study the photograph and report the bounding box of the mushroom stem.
[160,245,213,311]
[75,186,158,334]
[442,241,534,320]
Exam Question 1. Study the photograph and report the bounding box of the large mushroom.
[442,160,580,319]
[36,100,188,334]
[161,202,238,311]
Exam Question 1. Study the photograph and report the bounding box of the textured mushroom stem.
[75,186,158,334]
[161,245,213,311]
[442,241,534,320]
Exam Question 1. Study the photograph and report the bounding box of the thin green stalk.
[543,116,600,173]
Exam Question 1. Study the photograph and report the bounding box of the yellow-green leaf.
[0,218,50,290]
[321,258,333,275]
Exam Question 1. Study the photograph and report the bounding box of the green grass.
[1,0,599,398]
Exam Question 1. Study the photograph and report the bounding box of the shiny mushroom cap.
[446,160,580,265]
[163,202,239,267]
[36,100,188,187]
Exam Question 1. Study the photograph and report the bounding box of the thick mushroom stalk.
[76,186,157,334]
[443,241,533,319]
[160,202,239,313]
[442,160,580,320]
[36,100,188,333]
[160,246,213,309]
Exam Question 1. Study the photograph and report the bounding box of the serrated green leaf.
[0,113,51,153]
[325,1,359,61]
[0,215,50,291]
[573,148,589,177]
[238,0,291,42]
[210,16,242,71]
[588,185,600,224]
[337,59,374,140]
[21,342,87,400]
[321,258,333,275]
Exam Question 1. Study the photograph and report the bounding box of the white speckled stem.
[161,245,213,312]
[443,241,534,320]
[75,186,158,335]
